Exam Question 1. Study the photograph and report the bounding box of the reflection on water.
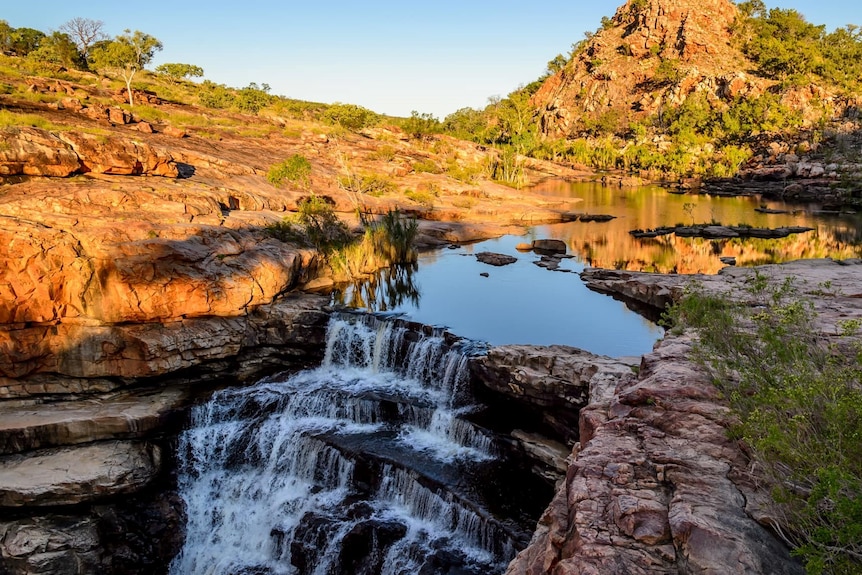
[332,181,862,356]
[529,180,862,274]
[332,263,420,312]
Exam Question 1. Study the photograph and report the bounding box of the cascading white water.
[169,313,521,575]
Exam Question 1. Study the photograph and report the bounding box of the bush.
[665,277,862,574]
[197,80,235,109]
[337,172,395,197]
[400,110,441,139]
[267,194,352,252]
[322,103,377,131]
[267,154,312,188]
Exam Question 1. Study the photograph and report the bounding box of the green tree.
[443,107,489,141]
[0,20,13,53]
[738,8,826,81]
[58,17,106,62]
[546,53,567,75]
[400,110,440,139]
[321,103,378,131]
[9,27,45,56]
[197,80,235,109]
[91,29,163,106]
[154,62,204,83]
[28,32,84,69]
[236,82,272,114]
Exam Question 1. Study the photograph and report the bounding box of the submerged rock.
[531,239,567,255]
[476,252,517,266]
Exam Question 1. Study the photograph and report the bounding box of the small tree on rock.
[91,29,162,106]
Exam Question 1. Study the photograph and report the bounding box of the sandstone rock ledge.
[505,334,803,575]
[498,260,862,574]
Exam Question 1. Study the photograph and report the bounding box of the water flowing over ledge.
[169,313,541,575]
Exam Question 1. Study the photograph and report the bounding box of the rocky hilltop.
[533,0,844,137]
[535,0,746,137]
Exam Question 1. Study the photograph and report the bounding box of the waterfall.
[169,313,525,575]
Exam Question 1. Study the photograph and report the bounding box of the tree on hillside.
[59,17,107,62]
[0,20,13,53]
[154,62,204,84]
[29,32,84,69]
[91,29,162,106]
[8,27,45,56]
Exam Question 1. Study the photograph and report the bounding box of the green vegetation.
[0,109,61,130]
[321,103,378,131]
[266,194,351,252]
[734,1,862,91]
[90,29,162,106]
[267,154,312,188]
[665,276,862,574]
[267,195,418,283]
[154,62,204,83]
[337,172,396,197]
[399,110,441,139]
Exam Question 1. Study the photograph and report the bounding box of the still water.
[335,182,862,357]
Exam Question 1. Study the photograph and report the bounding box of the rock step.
[0,440,161,507]
[0,387,190,455]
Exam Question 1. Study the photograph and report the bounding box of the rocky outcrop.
[581,257,862,320]
[472,345,637,445]
[505,334,803,575]
[533,0,754,138]
[501,258,862,574]
[0,127,179,177]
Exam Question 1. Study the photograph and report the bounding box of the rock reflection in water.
[529,180,862,274]
[333,264,421,312]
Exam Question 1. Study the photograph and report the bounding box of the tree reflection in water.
[332,263,420,312]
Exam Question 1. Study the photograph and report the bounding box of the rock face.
[531,0,849,143]
[0,441,161,507]
[505,334,803,575]
[0,127,179,177]
[533,0,751,138]
[501,258,862,574]
[471,345,637,446]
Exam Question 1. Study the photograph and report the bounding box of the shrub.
[404,188,435,207]
[400,110,441,139]
[322,103,378,131]
[665,277,862,574]
[412,158,440,174]
[337,172,395,197]
[267,194,351,252]
[485,148,526,188]
[267,154,312,188]
[236,82,272,114]
[197,80,235,109]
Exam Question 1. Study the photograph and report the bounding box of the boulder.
[0,127,80,177]
[531,239,567,255]
[475,252,517,266]
[162,126,186,139]
[471,345,635,444]
[0,516,102,574]
[0,441,161,507]
[57,132,178,177]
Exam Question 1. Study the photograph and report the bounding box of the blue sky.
[4,1,859,119]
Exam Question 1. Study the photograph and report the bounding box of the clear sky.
[3,1,859,119]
